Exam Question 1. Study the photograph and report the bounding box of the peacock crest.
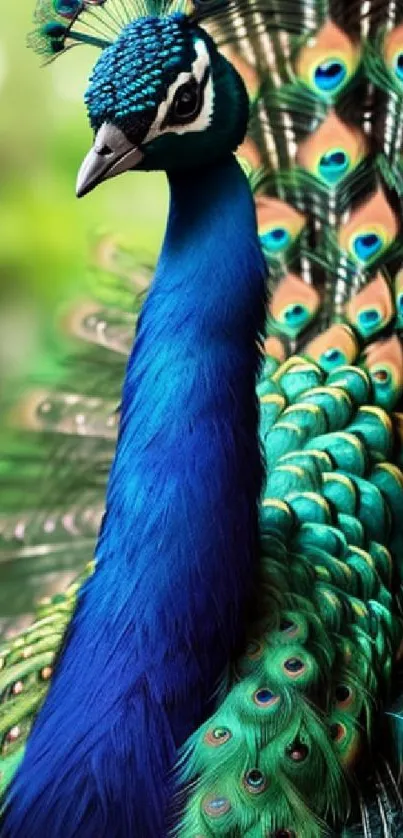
[29,0,191,56]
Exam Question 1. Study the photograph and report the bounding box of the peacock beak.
[76,122,144,198]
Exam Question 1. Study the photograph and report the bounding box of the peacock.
[1,0,403,834]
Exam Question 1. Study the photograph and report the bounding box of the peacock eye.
[243,768,267,794]
[286,739,309,762]
[330,722,346,742]
[204,726,232,746]
[202,795,232,818]
[335,684,351,703]
[314,59,346,92]
[253,687,280,708]
[171,79,201,122]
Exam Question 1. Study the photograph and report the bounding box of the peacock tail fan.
[0,236,153,793]
[222,0,403,358]
[0,236,150,638]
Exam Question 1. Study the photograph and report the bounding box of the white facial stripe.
[143,39,214,144]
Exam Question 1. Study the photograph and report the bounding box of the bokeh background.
[0,1,168,386]
[0,5,170,633]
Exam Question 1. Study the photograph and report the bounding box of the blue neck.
[3,155,267,838]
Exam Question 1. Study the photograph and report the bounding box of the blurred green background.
[0,2,168,383]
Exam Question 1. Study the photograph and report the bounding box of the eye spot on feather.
[283,657,305,677]
[256,198,306,259]
[283,304,308,329]
[280,618,295,631]
[322,348,344,366]
[352,232,382,262]
[5,726,21,743]
[383,26,403,84]
[41,666,53,681]
[339,189,397,265]
[11,681,24,696]
[22,647,33,660]
[295,21,359,100]
[286,304,303,319]
[335,684,353,708]
[269,273,319,338]
[260,227,290,253]
[243,768,267,794]
[371,367,390,385]
[364,336,403,407]
[314,59,346,92]
[358,308,381,327]
[318,149,349,183]
[279,618,300,638]
[204,727,231,747]
[246,639,264,659]
[253,688,280,708]
[202,795,231,818]
[286,739,309,762]
[330,722,347,742]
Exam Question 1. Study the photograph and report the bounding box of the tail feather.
[0,567,91,796]
[173,355,403,834]
[0,244,151,638]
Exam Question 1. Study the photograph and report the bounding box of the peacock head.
[29,1,249,196]
[78,14,249,194]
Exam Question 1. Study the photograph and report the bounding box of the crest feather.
[29,0,191,58]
